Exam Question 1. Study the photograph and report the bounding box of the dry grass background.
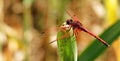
[0,0,119,61]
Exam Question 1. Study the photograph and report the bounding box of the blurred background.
[0,0,120,61]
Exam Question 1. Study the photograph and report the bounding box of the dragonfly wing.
[66,10,80,21]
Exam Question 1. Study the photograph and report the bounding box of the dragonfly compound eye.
[66,19,73,25]
[70,19,73,22]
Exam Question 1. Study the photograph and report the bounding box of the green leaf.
[57,30,77,61]
[78,20,120,61]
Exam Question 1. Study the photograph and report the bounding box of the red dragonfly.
[50,10,110,47]
[66,11,110,47]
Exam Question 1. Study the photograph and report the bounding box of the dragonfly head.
[66,19,73,25]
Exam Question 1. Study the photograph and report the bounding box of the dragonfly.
[50,10,110,47]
